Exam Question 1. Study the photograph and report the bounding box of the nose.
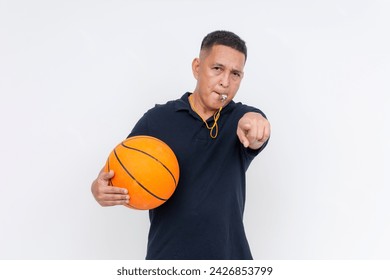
[219,73,230,88]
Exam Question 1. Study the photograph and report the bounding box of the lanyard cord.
[189,94,222,139]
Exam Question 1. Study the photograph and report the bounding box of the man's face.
[192,44,245,112]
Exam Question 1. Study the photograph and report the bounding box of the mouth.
[214,91,228,102]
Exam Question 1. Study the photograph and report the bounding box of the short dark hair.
[200,30,247,60]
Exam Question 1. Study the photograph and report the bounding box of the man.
[91,30,271,259]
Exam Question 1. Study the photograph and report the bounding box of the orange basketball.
[104,135,180,210]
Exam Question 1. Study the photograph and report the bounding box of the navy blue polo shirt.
[128,92,267,260]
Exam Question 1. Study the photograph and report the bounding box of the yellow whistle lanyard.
[189,94,222,139]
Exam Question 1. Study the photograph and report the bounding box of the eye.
[213,66,222,72]
[232,72,242,79]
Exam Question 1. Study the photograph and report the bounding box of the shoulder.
[129,96,184,137]
[144,94,188,117]
[227,100,267,119]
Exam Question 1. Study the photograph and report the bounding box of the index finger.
[246,124,259,144]
[237,125,250,147]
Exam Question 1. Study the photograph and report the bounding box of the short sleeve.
[127,112,150,138]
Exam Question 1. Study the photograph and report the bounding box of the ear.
[191,58,200,80]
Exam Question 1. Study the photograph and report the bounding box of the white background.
[0,0,389,259]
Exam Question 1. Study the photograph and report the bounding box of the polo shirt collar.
[175,92,236,113]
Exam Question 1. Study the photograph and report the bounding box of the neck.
[188,93,223,139]
[189,93,216,120]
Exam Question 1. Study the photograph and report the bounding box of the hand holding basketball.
[104,136,179,210]
[91,168,130,207]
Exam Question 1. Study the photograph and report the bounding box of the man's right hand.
[91,169,129,206]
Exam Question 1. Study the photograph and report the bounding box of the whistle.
[220,94,227,102]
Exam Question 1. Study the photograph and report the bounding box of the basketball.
[104,135,180,210]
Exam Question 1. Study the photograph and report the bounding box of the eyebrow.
[213,63,244,75]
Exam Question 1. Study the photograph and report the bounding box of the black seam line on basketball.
[113,149,167,201]
[121,143,177,186]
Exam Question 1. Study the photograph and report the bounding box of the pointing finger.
[237,125,249,147]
